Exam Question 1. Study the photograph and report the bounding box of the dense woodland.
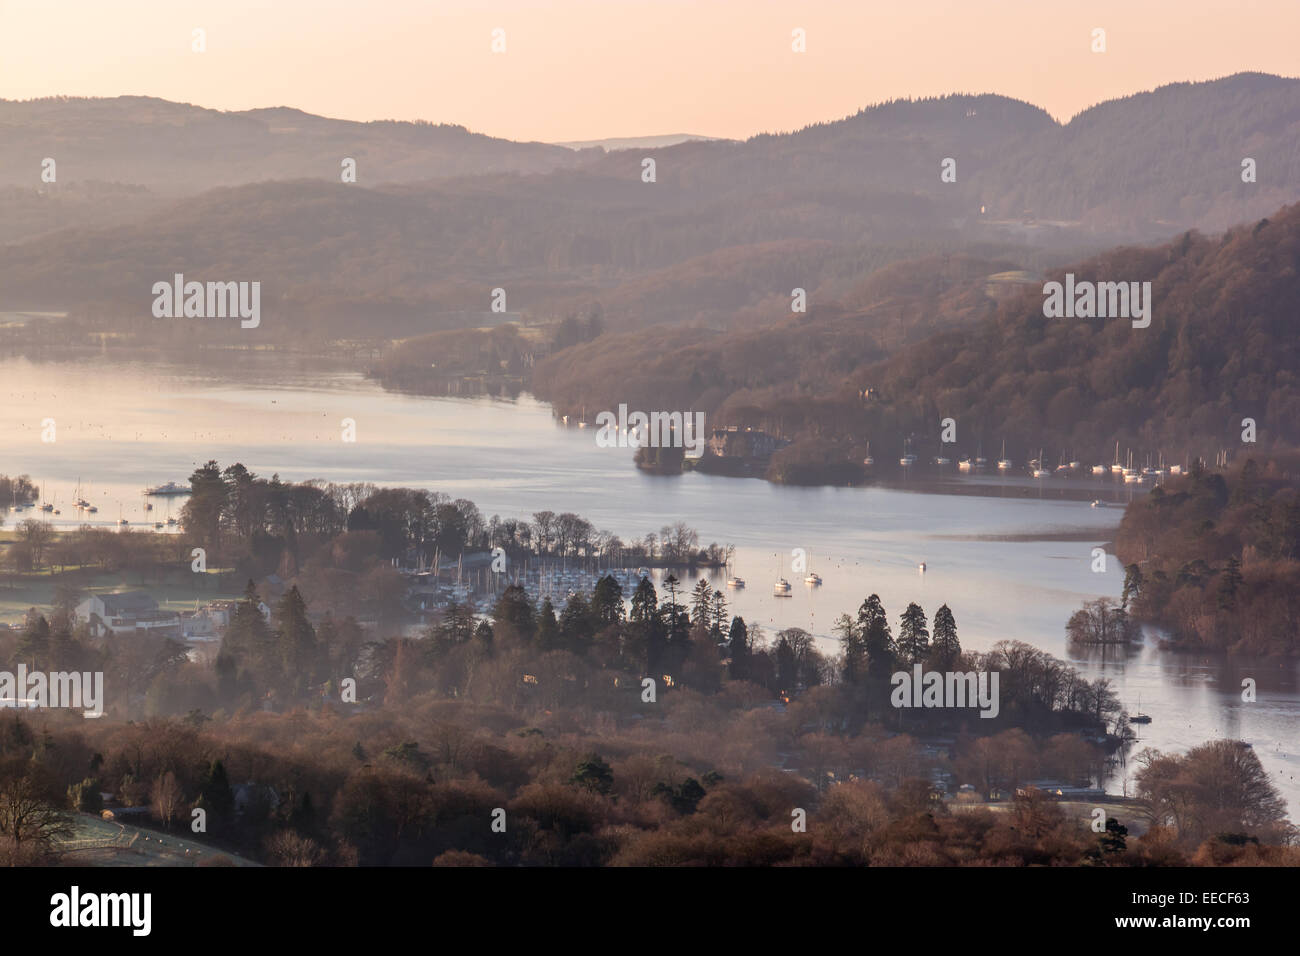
[0,465,725,627]
[2,570,1292,866]
[1117,455,1300,656]
[533,199,1300,479]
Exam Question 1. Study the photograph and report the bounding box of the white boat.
[934,456,951,466]
[726,576,746,589]
[900,438,916,467]
[1092,464,1107,475]
[1111,441,1125,473]
[957,457,973,472]
[1031,450,1050,478]
[997,439,1012,471]
[144,481,190,497]
[804,571,822,586]
[918,562,927,572]
[773,578,792,596]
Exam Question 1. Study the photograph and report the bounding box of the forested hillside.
[532,201,1300,475]
[3,75,1296,335]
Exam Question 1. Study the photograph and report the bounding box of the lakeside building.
[75,592,181,639]
[706,426,788,460]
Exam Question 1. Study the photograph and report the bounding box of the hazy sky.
[1,0,1295,142]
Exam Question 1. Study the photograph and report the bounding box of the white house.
[76,592,181,638]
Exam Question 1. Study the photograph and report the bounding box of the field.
[0,564,241,625]
[54,813,260,867]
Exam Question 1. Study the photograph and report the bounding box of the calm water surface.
[2,353,1297,810]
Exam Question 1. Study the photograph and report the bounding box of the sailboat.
[1123,449,1143,483]
[726,555,745,589]
[899,438,916,468]
[1031,449,1051,478]
[803,551,822,586]
[1130,694,1152,724]
[451,553,471,602]
[1111,441,1125,474]
[997,439,1012,471]
[773,556,792,596]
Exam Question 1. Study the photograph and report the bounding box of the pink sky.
[1,0,1295,142]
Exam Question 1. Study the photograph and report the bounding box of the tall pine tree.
[897,603,930,666]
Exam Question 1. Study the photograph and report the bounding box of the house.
[76,592,181,638]
[180,601,239,641]
[706,426,788,461]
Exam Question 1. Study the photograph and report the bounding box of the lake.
[2,351,1297,812]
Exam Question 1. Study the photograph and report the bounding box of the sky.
[0,0,1296,143]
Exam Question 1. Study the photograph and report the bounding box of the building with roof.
[75,592,181,639]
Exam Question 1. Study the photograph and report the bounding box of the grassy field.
[0,566,242,625]
[54,813,261,867]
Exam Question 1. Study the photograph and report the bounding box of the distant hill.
[971,72,1300,231]
[1,75,1297,337]
[0,96,584,194]
[555,134,724,151]
[528,251,1018,422]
